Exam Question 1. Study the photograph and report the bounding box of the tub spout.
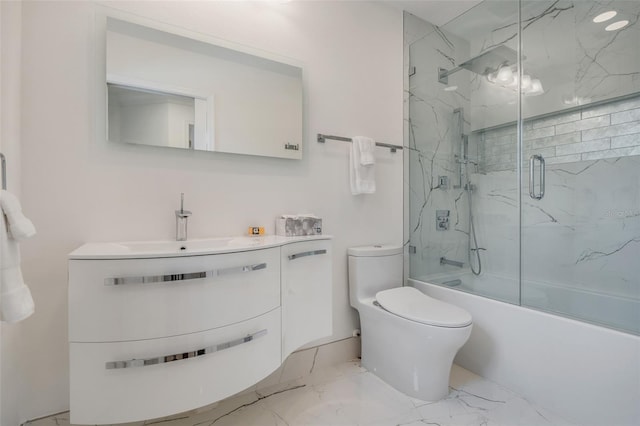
[440,257,464,268]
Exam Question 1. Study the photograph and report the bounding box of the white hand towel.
[0,190,36,240]
[355,136,376,166]
[350,136,376,195]
[0,190,35,323]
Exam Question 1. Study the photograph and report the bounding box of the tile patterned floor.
[27,362,573,426]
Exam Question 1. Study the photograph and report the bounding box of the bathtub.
[409,276,640,426]
[414,271,640,335]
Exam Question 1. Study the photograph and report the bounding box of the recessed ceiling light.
[593,11,617,23]
[605,20,629,31]
[444,85,458,92]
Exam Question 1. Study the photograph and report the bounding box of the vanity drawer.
[70,307,281,425]
[69,247,280,342]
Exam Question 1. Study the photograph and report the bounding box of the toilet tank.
[348,245,403,307]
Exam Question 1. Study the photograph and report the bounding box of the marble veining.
[576,237,640,264]
[27,363,574,426]
[404,4,639,334]
[461,0,640,130]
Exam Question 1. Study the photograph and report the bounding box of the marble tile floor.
[27,362,574,426]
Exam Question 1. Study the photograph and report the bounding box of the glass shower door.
[405,1,521,305]
[520,0,640,334]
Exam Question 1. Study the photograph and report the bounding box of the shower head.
[438,45,517,84]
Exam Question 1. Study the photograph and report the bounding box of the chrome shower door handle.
[529,154,545,200]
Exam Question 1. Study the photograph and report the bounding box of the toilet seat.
[375,286,472,328]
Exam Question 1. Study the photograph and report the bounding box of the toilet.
[348,245,472,401]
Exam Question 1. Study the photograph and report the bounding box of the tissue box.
[276,215,322,237]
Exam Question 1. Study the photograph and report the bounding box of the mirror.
[106,17,303,159]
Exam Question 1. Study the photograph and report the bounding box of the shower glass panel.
[520,0,640,334]
[405,1,520,305]
[406,0,640,335]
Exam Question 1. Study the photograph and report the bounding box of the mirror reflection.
[108,84,209,150]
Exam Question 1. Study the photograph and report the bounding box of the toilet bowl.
[348,245,472,401]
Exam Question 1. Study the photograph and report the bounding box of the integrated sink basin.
[68,235,325,259]
[117,238,237,253]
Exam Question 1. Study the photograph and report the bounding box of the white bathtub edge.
[409,278,640,426]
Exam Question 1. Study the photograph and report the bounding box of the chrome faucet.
[175,193,192,241]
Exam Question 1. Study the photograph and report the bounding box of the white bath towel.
[0,190,35,323]
[350,136,376,195]
[0,190,36,240]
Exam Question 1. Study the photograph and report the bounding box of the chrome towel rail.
[317,133,403,153]
[1,153,6,190]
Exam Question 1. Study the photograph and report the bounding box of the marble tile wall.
[405,3,640,326]
[480,95,640,172]
[404,12,482,280]
[470,155,640,302]
[468,0,640,132]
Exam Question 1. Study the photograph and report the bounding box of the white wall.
[11,1,403,423]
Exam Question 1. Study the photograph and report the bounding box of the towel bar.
[317,134,403,153]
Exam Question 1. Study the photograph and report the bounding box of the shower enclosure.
[405,0,640,335]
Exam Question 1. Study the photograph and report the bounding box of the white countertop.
[69,235,332,260]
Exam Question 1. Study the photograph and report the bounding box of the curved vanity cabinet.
[68,236,331,425]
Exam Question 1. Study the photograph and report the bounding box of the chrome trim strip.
[105,329,268,369]
[287,249,327,261]
[104,262,267,286]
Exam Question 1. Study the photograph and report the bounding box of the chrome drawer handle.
[288,249,327,261]
[105,329,268,369]
[104,262,267,286]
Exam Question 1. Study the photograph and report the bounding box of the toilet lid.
[375,287,472,328]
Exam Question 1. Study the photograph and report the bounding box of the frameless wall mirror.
[105,17,303,159]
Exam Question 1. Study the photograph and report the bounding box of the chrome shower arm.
[438,66,463,84]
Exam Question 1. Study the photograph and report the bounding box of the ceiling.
[379,0,483,26]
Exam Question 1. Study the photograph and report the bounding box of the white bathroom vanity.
[68,235,331,424]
